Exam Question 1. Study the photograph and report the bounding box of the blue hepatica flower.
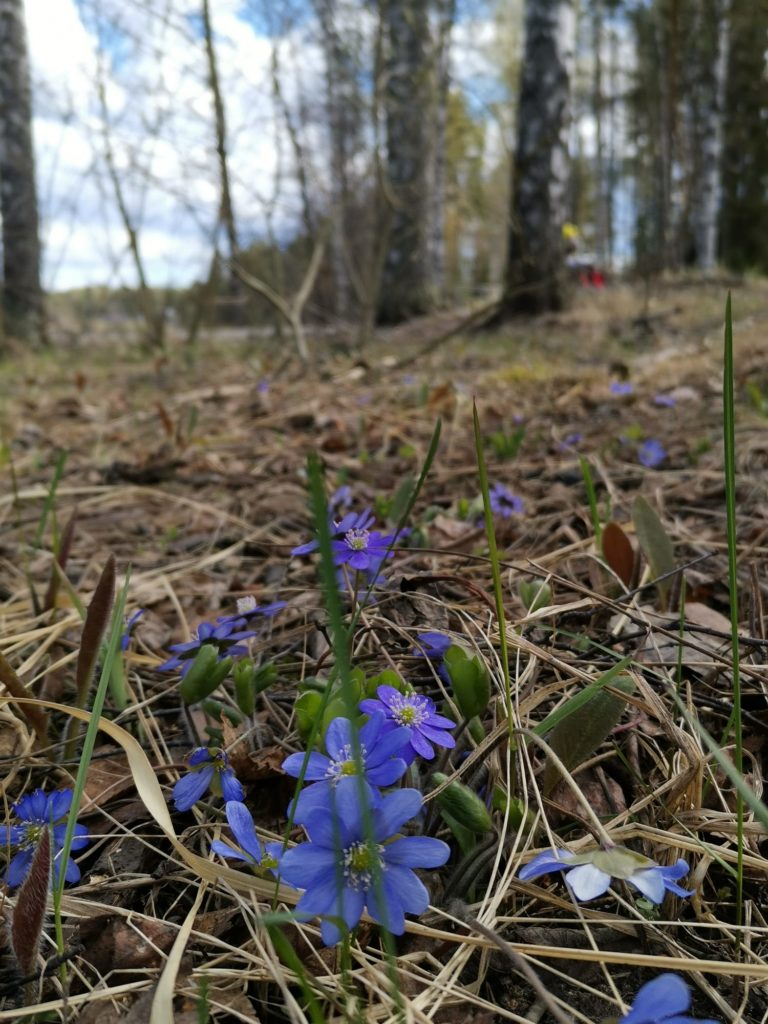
[120,608,144,652]
[217,595,286,629]
[173,747,245,811]
[282,712,409,823]
[292,508,376,558]
[332,525,402,574]
[610,380,634,396]
[279,788,450,945]
[413,631,452,684]
[653,393,677,408]
[620,974,719,1024]
[157,618,257,675]
[329,484,354,517]
[489,483,523,519]
[210,801,282,874]
[359,685,455,763]
[4,788,89,888]
[638,439,667,469]
[518,845,692,904]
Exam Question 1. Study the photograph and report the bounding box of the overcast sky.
[23,0,508,292]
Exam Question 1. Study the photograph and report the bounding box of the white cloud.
[24,0,505,291]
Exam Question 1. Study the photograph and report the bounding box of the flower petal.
[564,863,612,901]
[383,836,450,869]
[367,759,408,787]
[325,717,354,760]
[5,849,33,887]
[629,867,666,904]
[211,840,256,864]
[280,846,339,891]
[282,751,332,781]
[373,789,423,841]
[220,771,245,803]
[620,973,690,1024]
[367,725,411,766]
[172,766,214,811]
[419,723,456,748]
[518,850,575,881]
[48,789,74,822]
[408,729,435,759]
[224,801,262,861]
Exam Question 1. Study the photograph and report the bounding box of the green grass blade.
[472,402,511,722]
[579,456,602,547]
[722,292,744,929]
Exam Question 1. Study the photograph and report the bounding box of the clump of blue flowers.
[173,747,245,811]
[519,844,692,904]
[620,974,719,1024]
[278,788,450,945]
[4,788,89,888]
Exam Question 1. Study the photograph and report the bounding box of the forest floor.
[2,275,768,1022]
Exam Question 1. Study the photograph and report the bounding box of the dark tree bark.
[429,0,456,303]
[315,0,363,320]
[0,0,44,344]
[377,0,434,325]
[497,0,575,318]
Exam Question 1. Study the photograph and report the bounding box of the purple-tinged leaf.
[43,506,78,613]
[75,554,116,707]
[11,827,50,983]
[602,521,635,588]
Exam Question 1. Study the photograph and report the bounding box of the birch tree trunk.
[691,0,729,271]
[0,0,44,344]
[377,0,433,325]
[429,0,456,304]
[498,0,575,317]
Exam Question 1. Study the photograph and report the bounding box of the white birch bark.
[693,0,729,270]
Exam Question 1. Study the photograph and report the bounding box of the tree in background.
[720,0,768,274]
[0,0,44,344]
[377,0,434,324]
[497,0,576,318]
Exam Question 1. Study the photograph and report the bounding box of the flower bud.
[443,646,491,720]
[180,645,233,704]
[432,772,492,833]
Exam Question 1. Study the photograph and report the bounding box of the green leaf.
[632,494,676,609]
[542,674,635,796]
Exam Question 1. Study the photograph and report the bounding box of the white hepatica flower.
[518,844,693,904]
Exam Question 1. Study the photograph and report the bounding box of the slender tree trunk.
[95,59,163,350]
[429,0,456,304]
[202,0,238,262]
[377,0,434,325]
[0,0,44,344]
[497,0,575,318]
[316,0,362,320]
[692,0,729,270]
